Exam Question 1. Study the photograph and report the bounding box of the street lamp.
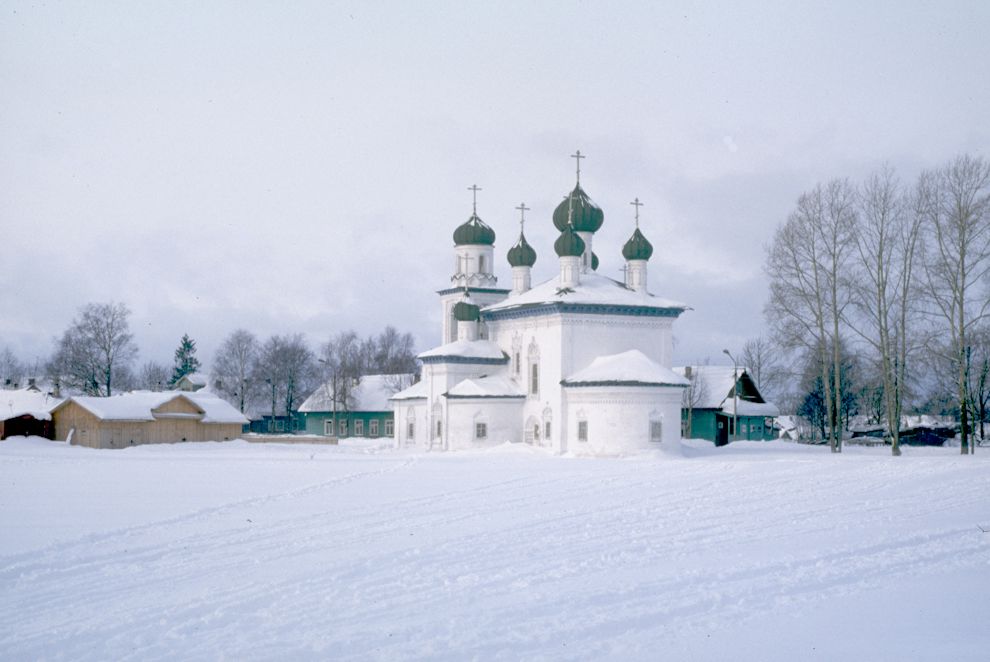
[723,349,738,443]
[264,378,276,433]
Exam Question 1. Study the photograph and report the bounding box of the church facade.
[391,156,690,455]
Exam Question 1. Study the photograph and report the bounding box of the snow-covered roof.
[673,365,779,416]
[391,379,428,401]
[299,374,414,412]
[57,391,249,424]
[563,350,690,387]
[2,388,60,421]
[446,375,525,398]
[175,372,209,388]
[721,399,780,417]
[483,272,687,316]
[418,339,508,364]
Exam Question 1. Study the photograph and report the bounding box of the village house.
[1,384,59,439]
[675,365,779,445]
[297,374,413,438]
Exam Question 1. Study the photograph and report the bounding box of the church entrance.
[524,416,540,445]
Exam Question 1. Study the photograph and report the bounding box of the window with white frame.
[370,419,379,436]
[385,419,394,436]
[578,420,588,442]
[354,419,364,436]
[475,422,487,439]
[339,419,347,435]
[530,362,539,396]
[408,421,415,438]
[545,421,552,439]
[324,420,334,436]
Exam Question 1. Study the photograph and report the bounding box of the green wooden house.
[297,374,414,439]
[674,366,779,446]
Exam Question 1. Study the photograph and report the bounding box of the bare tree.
[212,329,259,413]
[371,326,417,374]
[137,361,171,391]
[849,165,923,455]
[918,154,990,454]
[766,180,857,452]
[255,334,317,430]
[47,302,138,396]
[1,347,25,388]
[318,331,365,419]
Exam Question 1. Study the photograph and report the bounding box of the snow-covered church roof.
[299,374,414,412]
[417,339,509,364]
[563,350,690,387]
[445,374,525,399]
[482,271,687,319]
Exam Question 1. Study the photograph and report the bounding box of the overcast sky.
[2,0,988,373]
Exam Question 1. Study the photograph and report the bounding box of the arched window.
[527,339,540,397]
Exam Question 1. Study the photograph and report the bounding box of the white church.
[391,154,690,454]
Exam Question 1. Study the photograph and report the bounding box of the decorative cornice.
[561,380,688,388]
[484,301,685,322]
[419,355,509,365]
[443,394,526,400]
[437,287,511,296]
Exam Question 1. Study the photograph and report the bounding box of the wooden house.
[298,374,413,439]
[51,390,248,449]
[675,365,779,445]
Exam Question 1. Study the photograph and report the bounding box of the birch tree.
[47,302,138,396]
[850,165,922,455]
[212,329,260,413]
[918,154,990,454]
[766,180,857,452]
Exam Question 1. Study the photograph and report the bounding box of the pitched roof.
[673,365,779,416]
[54,391,248,424]
[299,374,414,412]
[564,350,689,387]
[1,388,61,421]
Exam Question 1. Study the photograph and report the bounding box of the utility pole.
[723,349,738,442]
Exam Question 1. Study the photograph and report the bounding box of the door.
[715,416,729,447]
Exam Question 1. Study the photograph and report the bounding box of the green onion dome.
[622,227,654,261]
[453,214,496,246]
[554,225,586,257]
[507,232,537,267]
[552,184,604,233]
[452,300,481,322]
[591,251,600,271]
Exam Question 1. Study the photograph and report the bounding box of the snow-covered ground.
[1,437,988,661]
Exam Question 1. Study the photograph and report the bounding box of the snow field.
[1,437,988,660]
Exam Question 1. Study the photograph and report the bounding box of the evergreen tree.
[170,334,201,387]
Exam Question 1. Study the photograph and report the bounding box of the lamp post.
[265,378,276,433]
[723,349,738,442]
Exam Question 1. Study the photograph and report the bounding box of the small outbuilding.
[51,390,248,448]
[1,387,60,439]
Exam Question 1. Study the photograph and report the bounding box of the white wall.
[564,386,683,455]
[446,399,524,450]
